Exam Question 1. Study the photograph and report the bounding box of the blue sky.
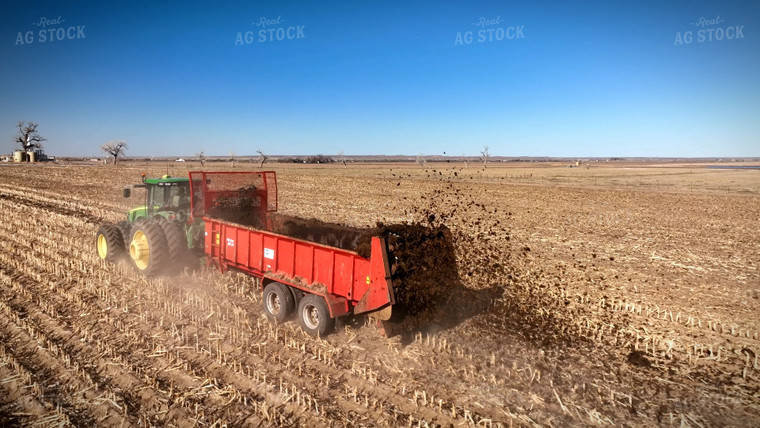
[1,0,758,157]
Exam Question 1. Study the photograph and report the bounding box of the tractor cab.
[123,174,192,223]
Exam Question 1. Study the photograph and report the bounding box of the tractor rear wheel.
[263,282,294,322]
[95,224,125,263]
[128,220,169,277]
[155,218,188,271]
[116,221,132,252]
[298,294,334,337]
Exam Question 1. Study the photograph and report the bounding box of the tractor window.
[175,186,190,209]
[148,184,190,214]
[147,186,167,213]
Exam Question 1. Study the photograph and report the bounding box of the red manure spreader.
[96,171,395,336]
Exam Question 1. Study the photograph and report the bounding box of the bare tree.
[101,141,128,165]
[463,152,469,168]
[256,149,268,168]
[480,146,490,168]
[337,150,347,168]
[230,151,235,169]
[195,150,206,166]
[15,121,46,152]
[416,153,427,169]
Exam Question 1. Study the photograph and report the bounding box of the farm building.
[12,149,53,162]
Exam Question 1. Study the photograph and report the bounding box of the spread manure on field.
[206,177,544,342]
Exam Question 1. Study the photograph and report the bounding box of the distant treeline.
[49,156,760,164]
[280,154,336,164]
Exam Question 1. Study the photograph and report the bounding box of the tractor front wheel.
[128,221,169,277]
[95,224,125,262]
[298,294,334,337]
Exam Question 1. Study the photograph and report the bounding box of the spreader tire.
[128,220,169,277]
[298,294,334,337]
[95,224,125,263]
[263,282,295,323]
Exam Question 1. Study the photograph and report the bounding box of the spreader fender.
[324,293,349,318]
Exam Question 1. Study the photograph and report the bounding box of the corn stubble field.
[0,161,758,427]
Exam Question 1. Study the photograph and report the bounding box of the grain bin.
[13,151,27,163]
[27,151,37,162]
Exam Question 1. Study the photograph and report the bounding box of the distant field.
[22,159,760,195]
[272,160,760,195]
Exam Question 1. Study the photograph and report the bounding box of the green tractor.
[96,171,277,276]
[95,173,203,276]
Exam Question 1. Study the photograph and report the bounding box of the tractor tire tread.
[116,221,132,251]
[155,218,187,267]
[96,224,125,263]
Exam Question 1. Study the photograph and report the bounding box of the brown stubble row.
[285,167,759,425]
[0,199,233,426]
[0,196,329,425]
[0,202,352,425]
[16,170,628,424]
[0,174,575,425]
[0,328,73,427]
[0,176,716,426]
[507,260,759,371]
[482,249,760,422]
[260,166,756,424]
[0,191,527,426]
[0,163,758,427]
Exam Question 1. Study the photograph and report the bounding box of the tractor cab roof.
[144,175,190,185]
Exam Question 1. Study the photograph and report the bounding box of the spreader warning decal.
[226,238,235,247]
[264,248,275,259]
